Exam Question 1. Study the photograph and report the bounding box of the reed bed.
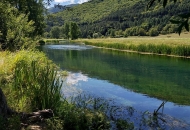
[75,38,190,57]
[44,39,69,44]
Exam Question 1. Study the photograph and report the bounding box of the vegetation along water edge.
[74,36,190,58]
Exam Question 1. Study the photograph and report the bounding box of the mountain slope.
[48,4,78,14]
[46,0,190,38]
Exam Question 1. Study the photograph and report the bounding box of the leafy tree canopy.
[0,0,52,51]
[148,0,189,35]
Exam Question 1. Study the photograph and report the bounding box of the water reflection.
[45,45,93,50]
[40,44,190,124]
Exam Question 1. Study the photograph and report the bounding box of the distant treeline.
[45,0,189,38]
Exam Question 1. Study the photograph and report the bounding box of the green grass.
[0,50,111,129]
[74,37,190,57]
[44,39,69,44]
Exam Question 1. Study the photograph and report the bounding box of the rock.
[0,88,14,117]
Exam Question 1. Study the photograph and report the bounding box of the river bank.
[74,37,190,58]
[0,50,110,130]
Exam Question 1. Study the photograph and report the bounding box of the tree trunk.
[0,88,13,117]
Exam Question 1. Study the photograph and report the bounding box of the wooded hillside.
[46,0,190,38]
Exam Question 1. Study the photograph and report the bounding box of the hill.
[48,4,78,13]
[45,0,190,38]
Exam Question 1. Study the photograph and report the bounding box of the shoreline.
[86,45,190,59]
[73,37,190,58]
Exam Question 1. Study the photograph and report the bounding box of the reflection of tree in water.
[71,94,190,130]
[41,45,190,105]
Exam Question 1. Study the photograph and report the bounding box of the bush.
[149,28,159,36]
[38,39,45,45]
[0,3,36,51]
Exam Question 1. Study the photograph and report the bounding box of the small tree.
[50,26,60,39]
[149,27,159,36]
[0,3,36,51]
[63,22,70,39]
[110,29,115,38]
[69,22,80,40]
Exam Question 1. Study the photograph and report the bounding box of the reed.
[75,38,190,57]
[13,60,63,111]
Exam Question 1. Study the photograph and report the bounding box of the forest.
[45,0,190,38]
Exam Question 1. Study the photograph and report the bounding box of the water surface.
[40,44,190,124]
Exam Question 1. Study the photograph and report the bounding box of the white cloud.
[54,0,70,2]
[78,0,89,4]
[54,0,88,4]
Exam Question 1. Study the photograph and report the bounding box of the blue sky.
[49,0,89,7]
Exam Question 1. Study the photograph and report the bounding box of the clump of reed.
[44,39,69,45]
[13,60,63,111]
[0,50,62,112]
[77,38,190,57]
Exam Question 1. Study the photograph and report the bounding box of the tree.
[64,23,70,39]
[110,29,116,38]
[149,27,159,36]
[138,28,147,36]
[148,0,189,35]
[0,0,55,50]
[2,0,55,36]
[50,26,61,39]
[69,22,81,40]
[0,2,36,51]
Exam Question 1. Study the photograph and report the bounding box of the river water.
[39,44,190,126]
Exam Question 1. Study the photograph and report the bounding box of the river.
[39,43,190,127]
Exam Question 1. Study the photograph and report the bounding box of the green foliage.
[116,119,134,130]
[78,38,190,57]
[13,60,63,111]
[69,22,81,40]
[0,50,63,112]
[63,22,70,39]
[93,32,102,38]
[0,115,21,130]
[50,26,61,39]
[149,27,159,36]
[0,2,37,51]
[46,0,190,38]
[148,0,190,35]
[2,0,46,36]
[38,39,45,45]
[45,117,64,130]
[55,98,110,130]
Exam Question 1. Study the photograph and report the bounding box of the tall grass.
[0,50,63,112]
[75,38,190,57]
[13,60,63,111]
[0,50,112,129]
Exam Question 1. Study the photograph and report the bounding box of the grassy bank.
[0,50,110,130]
[74,37,190,57]
[44,39,69,44]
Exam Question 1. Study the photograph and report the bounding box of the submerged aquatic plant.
[65,93,190,130]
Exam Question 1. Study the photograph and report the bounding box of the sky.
[50,0,89,7]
